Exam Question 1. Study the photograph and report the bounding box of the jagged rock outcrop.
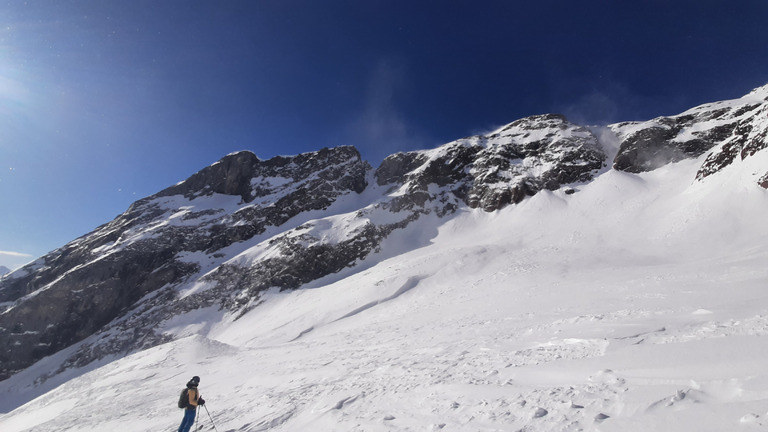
[376,114,606,212]
[2,84,767,384]
[200,114,606,319]
[156,148,368,203]
[611,84,768,185]
[0,115,607,382]
[695,105,768,181]
[612,114,725,173]
[759,172,768,189]
[0,146,369,380]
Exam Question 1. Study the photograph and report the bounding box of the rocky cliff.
[611,84,768,185]
[1,84,766,383]
[0,146,370,379]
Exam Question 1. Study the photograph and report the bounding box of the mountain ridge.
[1,83,767,389]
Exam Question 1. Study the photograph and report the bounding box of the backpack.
[178,388,189,409]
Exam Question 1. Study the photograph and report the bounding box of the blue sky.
[1,0,767,269]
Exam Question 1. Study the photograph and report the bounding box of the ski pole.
[194,407,200,432]
[204,405,220,432]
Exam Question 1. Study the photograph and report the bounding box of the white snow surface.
[2,150,768,431]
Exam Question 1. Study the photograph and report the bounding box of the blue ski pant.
[178,407,196,432]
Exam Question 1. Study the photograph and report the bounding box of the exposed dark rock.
[0,146,369,380]
[157,151,262,202]
[741,131,768,159]
[156,147,368,203]
[0,115,606,382]
[377,114,605,213]
[696,116,766,181]
[613,119,712,173]
[2,85,767,387]
[610,85,768,180]
[696,140,743,180]
[208,221,392,310]
[595,413,611,422]
[759,172,768,189]
[375,152,430,186]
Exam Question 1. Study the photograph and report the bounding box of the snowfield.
[2,149,768,431]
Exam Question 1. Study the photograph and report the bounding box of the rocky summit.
[1,84,767,383]
[376,114,606,213]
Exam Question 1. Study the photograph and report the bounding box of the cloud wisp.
[0,250,35,271]
[344,59,433,164]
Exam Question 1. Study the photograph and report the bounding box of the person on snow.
[178,375,205,432]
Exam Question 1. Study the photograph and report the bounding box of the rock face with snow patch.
[376,114,606,212]
[1,85,767,385]
[205,114,606,314]
[0,146,369,380]
[759,172,768,189]
[611,85,768,185]
[0,116,605,381]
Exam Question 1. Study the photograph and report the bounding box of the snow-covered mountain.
[0,267,9,277]
[0,115,606,383]
[1,84,767,432]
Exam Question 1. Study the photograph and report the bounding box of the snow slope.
[1,148,768,431]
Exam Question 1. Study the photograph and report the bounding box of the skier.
[178,375,206,432]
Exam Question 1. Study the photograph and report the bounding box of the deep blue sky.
[1,1,767,269]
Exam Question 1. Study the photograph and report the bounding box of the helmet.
[187,376,201,388]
